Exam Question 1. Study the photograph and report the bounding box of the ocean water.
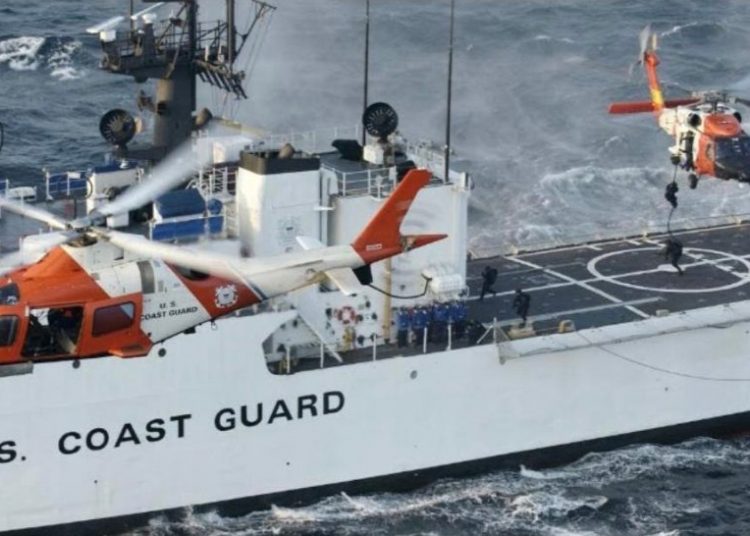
[4,1,750,534]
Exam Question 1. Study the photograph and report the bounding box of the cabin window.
[22,306,83,358]
[92,302,135,337]
[0,283,19,305]
[0,316,18,347]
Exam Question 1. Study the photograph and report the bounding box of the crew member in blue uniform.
[412,306,428,348]
[449,300,467,339]
[396,307,411,348]
[432,302,449,343]
[512,288,531,327]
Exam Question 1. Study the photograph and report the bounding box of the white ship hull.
[3,302,750,534]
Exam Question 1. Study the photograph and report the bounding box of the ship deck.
[468,222,750,329]
[2,199,750,367]
[332,220,750,365]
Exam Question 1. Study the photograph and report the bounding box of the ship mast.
[444,0,455,182]
[362,0,370,146]
[92,0,275,161]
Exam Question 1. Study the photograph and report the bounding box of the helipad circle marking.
[587,247,750,294]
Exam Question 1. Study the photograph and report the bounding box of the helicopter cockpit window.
[0,316,18,347]
[716,137,750,159]
[92,302,135,337]
[0,283,20,305]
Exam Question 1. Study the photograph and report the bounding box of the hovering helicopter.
[609,25,750,189]
[0,154,444,366]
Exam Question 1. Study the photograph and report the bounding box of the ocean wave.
[0,36,44,71]
[0,36,84,79]
[659,21,726,39]
[533,34,576,44]
[124,438,750,535]
[47,40,84,80]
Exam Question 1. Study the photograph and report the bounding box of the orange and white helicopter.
[0,153,444,366]
[609,25,750,189]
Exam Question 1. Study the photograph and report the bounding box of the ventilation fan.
[362,102,399,141]
[99,109,138,147]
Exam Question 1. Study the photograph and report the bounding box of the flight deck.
[467,222,750,330]
[316,220,750,366]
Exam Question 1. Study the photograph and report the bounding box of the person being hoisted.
[664,181,678,210]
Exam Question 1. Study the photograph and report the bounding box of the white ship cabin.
[232,135,471,373]
[26,130,472,373]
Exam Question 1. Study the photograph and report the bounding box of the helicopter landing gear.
[688,173,698,190]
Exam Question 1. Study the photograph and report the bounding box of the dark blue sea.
[4,1,750,534]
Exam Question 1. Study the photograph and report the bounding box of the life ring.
[337,306,358,325]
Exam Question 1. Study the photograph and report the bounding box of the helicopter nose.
[714,156,750,181]
[730,162,750,182]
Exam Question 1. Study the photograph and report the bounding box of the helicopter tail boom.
[608,25,700,117]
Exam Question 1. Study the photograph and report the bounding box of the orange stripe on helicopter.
[169,266,260,318]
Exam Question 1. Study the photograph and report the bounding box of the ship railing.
[194,165,237,196]
[108,20,227,60]
[256,125,362,155]
[324,165,458,199]
[44,171,88,200]
[323,165,395,198]
[406,141,448,181]
[469,210,750,259]
[299,316,343,366]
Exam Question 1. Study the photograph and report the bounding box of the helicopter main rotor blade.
[0,230,78,276]
[91,141,211,222]
[86,15,126,35]
[131,2,165,21]
[96,228,246,284]
[0,251,29,277]
[0,197,69,231]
